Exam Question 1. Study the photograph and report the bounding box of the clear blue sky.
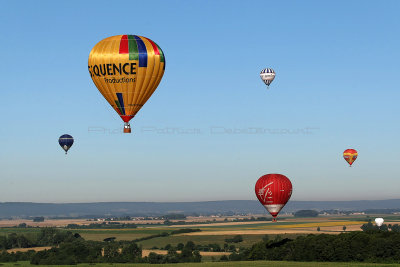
[0,0,399,203]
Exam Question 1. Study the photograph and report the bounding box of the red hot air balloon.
[255,174,292,222]
[343,149,358,167]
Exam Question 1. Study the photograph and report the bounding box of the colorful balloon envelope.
[343,149,358,166]
[260,68,275,88]
[88,35,165,133]
[255,174,292,222]
[59,134,74,154]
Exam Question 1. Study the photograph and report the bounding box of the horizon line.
[0,198,399,204]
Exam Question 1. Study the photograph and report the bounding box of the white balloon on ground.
[375,218,384,227]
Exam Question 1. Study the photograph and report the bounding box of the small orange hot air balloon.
[343,149,358,167]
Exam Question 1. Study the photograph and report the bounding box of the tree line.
[0,228,203,264]
[222,224,400,263]
[65,222,138,229]
[0,228,80,249]
[0,240,203,265]
[0,227,201,250]
[145,241,201,264]
[154,240,239,253]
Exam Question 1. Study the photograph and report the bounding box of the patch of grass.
[0,228,42,235]
[272,221,364,229]
[194,221,314,229]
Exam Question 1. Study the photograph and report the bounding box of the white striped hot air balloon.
[260,68,276,89]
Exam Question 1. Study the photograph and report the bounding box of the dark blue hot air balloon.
[59,134,74,154]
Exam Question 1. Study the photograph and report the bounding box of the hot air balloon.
[88,35,165,133]
[255,174,292,222]
[260,68,275,88]
[343,149,358,167]
[59,134,74,154]
[375,218,384,227]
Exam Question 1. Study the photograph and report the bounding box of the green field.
[0,228,172,242]
[0,216,398,262]
[137,234,263,248]
[0,228,43,235]
[74,228,171,242]
[0,224,310,243]
[0,218,359,246]
[1,261,399,267]
[1,218,400,266]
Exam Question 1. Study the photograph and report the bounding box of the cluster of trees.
[158,242,237,253]
[15,223,31,228]
[361,222,400,232]
[30,240,142,265]
[294,210,319,217]
[225,235,243,243]
[5,240,202,265]
[146,241,201,264]
[32,217,45,222]
[163,220,186,226]
[0,250,35,262]
[0,228,205,265]
[162,214,187,220]
[0,228,81,249]
[223,231,400,263]
[320,209,347,215]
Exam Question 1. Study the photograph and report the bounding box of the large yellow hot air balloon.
[88,35,165,133]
